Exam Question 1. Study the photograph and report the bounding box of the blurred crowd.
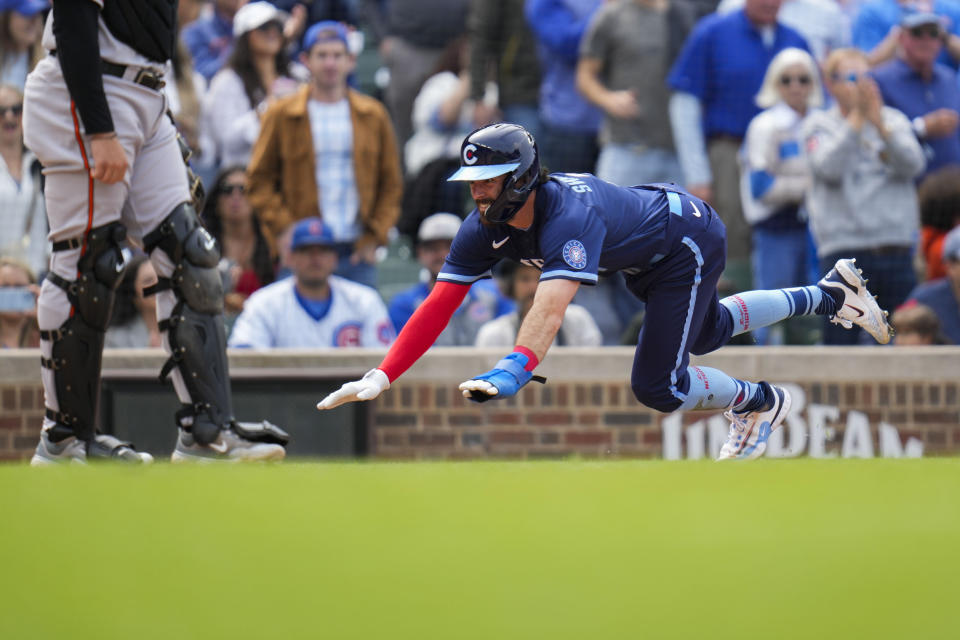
[2,0,960,351]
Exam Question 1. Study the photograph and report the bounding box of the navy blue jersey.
[438,174,673,286]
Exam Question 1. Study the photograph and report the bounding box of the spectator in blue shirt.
[667,0,809,289]
[525,0,603,173]
[872,12,960,179]
[388,213,514,345]
[853,0,960,68]
[182,0,243,81]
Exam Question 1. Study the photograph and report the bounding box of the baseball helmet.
[447,123,541,224]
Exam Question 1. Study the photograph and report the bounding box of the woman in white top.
[0,83,46,276]
[739,47,823,344]
[200,2,303,171]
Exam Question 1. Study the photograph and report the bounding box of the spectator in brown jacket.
[247,21,403,287]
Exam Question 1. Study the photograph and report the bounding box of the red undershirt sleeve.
[378,280,470,382]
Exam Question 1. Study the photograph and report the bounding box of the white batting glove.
[316,368,390,410]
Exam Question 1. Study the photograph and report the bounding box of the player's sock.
[721,285,827,337]
[677,366,762,412]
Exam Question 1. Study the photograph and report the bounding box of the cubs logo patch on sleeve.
[562,240,588,270]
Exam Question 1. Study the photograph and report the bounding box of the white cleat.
[818,258,893,344]
[171,427,286,463]
[717,384,792,461]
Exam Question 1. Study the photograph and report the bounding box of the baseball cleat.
[717,383,792,461]
[31,431,154,466]
[30,430,87,466]
[88,434,154,463]
[171,426,286,463]
[818,258,893,344]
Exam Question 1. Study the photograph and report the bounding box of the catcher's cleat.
[30,430,87,466]
[88,434,154,463]
[171,424,286,463]
[31,431,154,466]
[717,383,792,461]
[817,258,893,344]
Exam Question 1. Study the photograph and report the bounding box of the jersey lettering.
[554,175,593,193]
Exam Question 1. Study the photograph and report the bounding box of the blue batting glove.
[459,352,545,403]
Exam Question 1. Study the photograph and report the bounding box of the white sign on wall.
[661,383,924,460]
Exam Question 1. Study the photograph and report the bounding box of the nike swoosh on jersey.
[492,237,509,249]
[690,202,702,218]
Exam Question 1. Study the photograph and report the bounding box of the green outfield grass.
[1,458,957,639]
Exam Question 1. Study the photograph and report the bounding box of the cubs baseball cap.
[2,0,49,16]
[901,11,944,29]
[232,1,286,37]
[290,217,337,250]
[303,20,350,52]
[417,213,462,242]
[942,225,960,262]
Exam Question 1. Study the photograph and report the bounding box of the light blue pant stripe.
[668,237,703,402]
[667,191,683,216]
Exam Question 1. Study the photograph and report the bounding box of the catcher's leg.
[143,203,288,462]
[32,222,151,464]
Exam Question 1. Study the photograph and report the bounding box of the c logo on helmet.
[463,143,479,165]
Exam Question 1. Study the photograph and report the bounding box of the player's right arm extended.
[316,281,469,409]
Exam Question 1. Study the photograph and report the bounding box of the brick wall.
[2,348,958,461]
[371,379,960,460]
[0,383,45,461]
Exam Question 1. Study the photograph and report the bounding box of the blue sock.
[677,366,762,412]
[721,285,826,337]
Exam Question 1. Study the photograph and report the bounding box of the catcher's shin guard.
[144,203,232,444]
[143,204,288,448]
[42,222,128,442]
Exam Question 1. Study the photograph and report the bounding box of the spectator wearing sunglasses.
[853,0,960,69]
[202,165,276,322]
[802,48,926,344]
[740,47,823,344]
[872,12,960,180]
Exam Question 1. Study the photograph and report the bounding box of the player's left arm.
[459,278,579,402]
[515,278,580,361]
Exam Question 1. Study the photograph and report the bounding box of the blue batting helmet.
[447,123,541,224]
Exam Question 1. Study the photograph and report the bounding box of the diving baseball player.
[318,123,895,460]
[24,0,288,464]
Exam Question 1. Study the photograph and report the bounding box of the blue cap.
[290,217,336,250]
[1,0,49,15]
[303,20,350,52]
